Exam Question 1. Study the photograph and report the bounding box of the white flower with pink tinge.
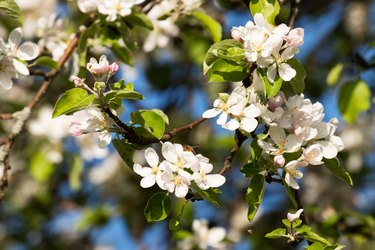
[133,148,165,189]
[86,55,118,81]
[0,27,39,90]
[258,126,302,155]
[97,0,145,22]
[69,107,113,148]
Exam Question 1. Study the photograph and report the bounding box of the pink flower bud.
[284,28,304,47]
[231,28,243,42]
[69,122,83,136]
[267,92,285,111]
[274,155,285,167]
[72,76,85,87]
[87,55,110,76]
[109,62,119,74]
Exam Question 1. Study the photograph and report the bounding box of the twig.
[219,130,248,175]
[0,113,13,120]
[288,0,299,28]
[160,117,207,142]
[0,18,94,202]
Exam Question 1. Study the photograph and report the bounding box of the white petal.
[17,42,39,61]
[200,162,213,173]
[206,174,226,188]
[317,141,338,159]
[267,63,277,83]
[278,63,296,81]
[257,140,277,152]
[330,135,344,151]
[269,126,286,145]
[281,47,299,60]
[241,117,258,133]
[145,148,159,167]
[222,119,240,131]
[9,28,22,50]
[13,59,29,75]
[202,108,221,118]
[140,175,156,188]
[207,228,226,245]
[162,142,178,163]
[175,184,189,198]
[243,104,261,118]
[216,112,228,126]
[0,71,14,90]
[285,134,302,153]
[98,131,111,148]
[285,173,299,189]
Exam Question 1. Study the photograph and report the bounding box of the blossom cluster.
[0,28,39,90]
[202,86,261,134]
[231,13,304,82]
[77,0,145,22]
[133,142,226,198]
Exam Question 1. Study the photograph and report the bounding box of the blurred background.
[1,0,375,249]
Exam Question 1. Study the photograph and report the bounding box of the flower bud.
[109,62,119,74]
[231,28,243,42]
[267,92,285,111]
[69,122,83,136]
[284,28,304,47]
[287,209,303,222]
[274,155,285,167]
[72,76,85,87]
[94,81,106,90]
[87,55,110,76]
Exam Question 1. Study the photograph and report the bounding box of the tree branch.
[288,0,300,28]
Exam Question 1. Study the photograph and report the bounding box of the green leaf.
[265,228,286,239]
[169,217,182,232]
[257,68,283,98]
[240,139,268,176]
[0,0,24,27]
[323,158,353,186]
[306,243,325,250]
[249,0,280,25]
[69,156,83,191]
[207,58,250,83]
[204,39,244,69]
[124,12,153,30]
[30,149,55,182]
[144,192,171,222]
[246,174,265,222]
[327,63,343,86]
[34,56,60,69]
[77,206,111,231]
[303,231,332,246]
[112,139,145,168]
[111,42,133,65]
[52,88,95,118]
[150,109,169,125]
[130,110,166,139]
[284,58,306,95]
[191,182,221,208]
[338,80,371,124]
[192,11,222,42]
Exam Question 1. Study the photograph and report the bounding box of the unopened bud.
[94,81,106,90]
[69,122,83,136]
[231,28,243,42]
[72,76,85,87]
[274,155,285,167]
[109,62,119,74]
[287,209,303,222]
[267,92,285,111]
[284,28,304,47]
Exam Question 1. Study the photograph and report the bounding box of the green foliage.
[326,63,343,86]
[52,88,95,118]
[77,206,111,231]
[124,11,153,30]
[306,242,324,250]
[0,0,24,28]
[282,172,298,208]
[265,228,286,238]
[249,0,280,25]
[323,158,353,187]
[111,42,133,65]
[192,11,222,42]
[112,139,145,168]
[69,156,83,191]
[29,149,55,182]
[130,109,167,139]
[241,139,268,177]
[34,56,60,69]
[246,174,265,222]
[284,58,306,95]
[191,182,221,208]
[144,192,171,222]
[338,80,371,124]
[203,39,250,83]
[169,217,182,232]
[257,68,283,98]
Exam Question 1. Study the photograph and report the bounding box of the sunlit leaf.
[144,192,171,222]
[52,88,95,118]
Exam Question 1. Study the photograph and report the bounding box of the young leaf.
[111,43,133,65]
[306,243,325,250]
[204,39,244,68]
[323,158,353,187]
[34,56,60,69]
[265,228,286,239]
[303,231,332,246]
[131,110,166,139]
[257,68,283,98]
[52,88,95,118]
[169,217,182,232]
[249,0,280,25]
[246,174,265,222]
[192,11,222,42]
[144,192,171,222]
[326,63,343,86]
[124,12,153,30]
[338,80,371,124]
[207,58,250,83]
[191,182,221,208]
[284,58,306,95]
[0,0,24,27]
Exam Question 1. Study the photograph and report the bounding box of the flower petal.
[13,59,29,75]
[175,183,189,198]
[17,42,39,61]
[0,71,14,90]
[206,174,226,188]
[9,28,22,50]
[145,147,159,167]
[202,108,221,118]
[267,63,277,83]
[162,142,178,163]
[140,175,156,188]
[278,63,296,81]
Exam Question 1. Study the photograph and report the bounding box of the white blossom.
[133,148,165,188]
[287,209,304,222]
[258,126,302,155]
[161,166,192,198]
[192,157,226,190]
[284,160,307,190]
[78,0,99,13]
[97,0,145,22]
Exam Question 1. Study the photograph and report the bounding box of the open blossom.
[69,107,113,148]
[258,126,302,155]
[97,0,145,22]
[78,0,98,13]
[161,166,192,198]
[177,219,227,250]
[86,55,118,81]
[133,148,165,188]
[0,27,39,90]
[192,156,226,190]
[284,160,307,190]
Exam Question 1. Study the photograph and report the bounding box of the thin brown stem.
[288,0,299,28]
